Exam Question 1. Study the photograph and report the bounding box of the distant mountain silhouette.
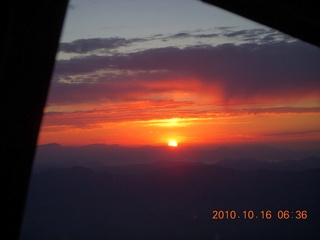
[20,164,320,240]
[33,143,320,171]
[215,156,320,171]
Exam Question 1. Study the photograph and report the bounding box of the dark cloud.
[48,74,192,105]
[222,28,292,43]
[170,32,191,38]
[59,37,144,53]
[263,129,320,137]
[224,29,250,37]
[194,33,219,38]
[235,107,320,115]
[51,40,320,105]
[57,28,291,55]
[165,28,288,43]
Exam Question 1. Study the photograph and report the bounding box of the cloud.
[193,28,293,43]
[263,129,320,137]
[59,37,144,53]
[47,75,198,105]
[42,99,197,129]
[194,33,220,38]
[169,32,192,39]
[50,39,320,106]
[42,102,320,132]
[230,107,320,115]
[58,28,292,55]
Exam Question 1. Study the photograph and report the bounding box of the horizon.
[37,139,320,151]
[34,140,320,170]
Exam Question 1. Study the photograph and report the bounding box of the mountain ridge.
[33,143,320,172]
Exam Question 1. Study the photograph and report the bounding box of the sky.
[37,0,320,147]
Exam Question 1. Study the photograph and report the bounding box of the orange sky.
[38,72,320,146]
[38,108,320,146]
[37,23,320,147]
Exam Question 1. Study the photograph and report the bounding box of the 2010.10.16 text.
[212,210,308,220]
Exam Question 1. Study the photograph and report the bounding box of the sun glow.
[168,140,178,147]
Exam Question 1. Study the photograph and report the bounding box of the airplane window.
[20,0,320,239]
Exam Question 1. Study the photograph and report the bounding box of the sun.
[168,140,178,147]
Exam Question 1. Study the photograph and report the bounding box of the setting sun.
[168,140,178,147]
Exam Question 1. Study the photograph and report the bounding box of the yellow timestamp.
[212,210,308,220]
